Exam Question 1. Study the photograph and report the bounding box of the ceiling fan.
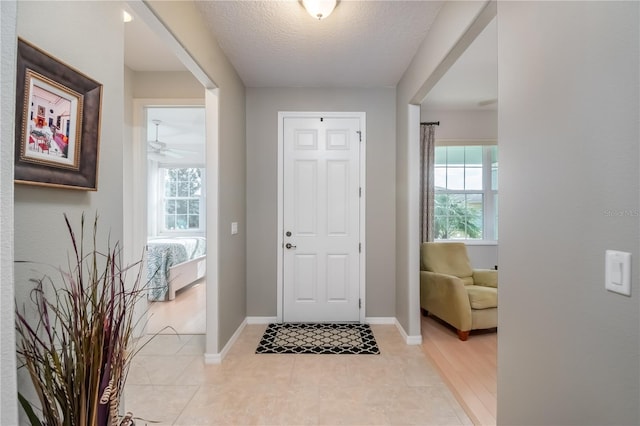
[148,119,194,159]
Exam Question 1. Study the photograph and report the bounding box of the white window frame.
[157,164,206,236]
[434,139,497,244]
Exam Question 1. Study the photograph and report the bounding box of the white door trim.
[277,111,366,323]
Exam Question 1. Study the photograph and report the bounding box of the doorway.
[144,105,206,335]
[277,112,366,323]
[417,11,498,426]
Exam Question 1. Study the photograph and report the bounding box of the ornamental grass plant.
[15,214,146,426]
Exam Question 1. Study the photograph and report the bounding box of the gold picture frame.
[15,38,102,190]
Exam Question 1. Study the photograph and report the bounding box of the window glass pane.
[434,146,447,165]
[165,215,174,230]
[189,200,200,215]
[177,180,190,197]
[176,215,188,229]
[434,193,449,217]
[491,168,498,191]
[466,193,483,239]
[465,167,483,190]
[491,145,498,190]
[448,194,465,214]
[465,146,482,166]
[434,215,448,239]
[447,146,464,166]
[434,167,446,189]
[176,200,188,214]
[447,168,465,190]
[165,200,175,214]
[165,181,176,197]
[188,215,199,228]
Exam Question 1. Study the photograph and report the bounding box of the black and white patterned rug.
[256,323,380,355]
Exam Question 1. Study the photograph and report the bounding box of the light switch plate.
[605,250,631,296]
[231,222,238,235]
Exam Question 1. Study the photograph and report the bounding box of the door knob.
[285,243,297,249]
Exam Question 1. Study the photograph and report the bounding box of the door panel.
[294,160,318,235]
[283,116,361,323]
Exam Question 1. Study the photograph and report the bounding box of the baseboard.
[394,318,423,345]
[204,318,248,364]
[246,316,278,324]
[365,317,396,324]
[203,352,222,364]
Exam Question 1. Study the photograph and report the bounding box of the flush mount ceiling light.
[123,10,133,23]
[301,0,337,20]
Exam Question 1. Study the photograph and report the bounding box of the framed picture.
[15,38,103,190]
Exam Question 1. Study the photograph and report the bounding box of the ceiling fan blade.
[162,150,183,158]
[168,148,198,154]
[148,140,166,150]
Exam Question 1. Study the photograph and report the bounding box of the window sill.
[434,240,498,246]
[464,240,498,246]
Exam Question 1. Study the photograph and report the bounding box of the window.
[434,144,498,241]
[160,167,204,232]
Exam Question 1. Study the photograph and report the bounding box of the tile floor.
[124,324,472,425]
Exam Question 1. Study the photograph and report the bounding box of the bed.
[146,236,206,301]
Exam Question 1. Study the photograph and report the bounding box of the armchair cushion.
[472,269,498,288]
[465,285,498,310]
[421,242,473,282]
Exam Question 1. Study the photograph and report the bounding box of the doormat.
[255,323,380,355]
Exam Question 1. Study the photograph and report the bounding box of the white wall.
[13,1,125,422]
[497,2,639,424]
[0,1,18,423]
[245,87,396,318]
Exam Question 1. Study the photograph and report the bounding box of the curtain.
[420,124,436,242]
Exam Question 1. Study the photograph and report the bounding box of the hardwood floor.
[421,314,497,426]
[146,279,206,335]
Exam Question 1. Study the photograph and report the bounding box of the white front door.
[282,115,363,323]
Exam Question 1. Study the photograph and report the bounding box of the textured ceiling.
[195,0,443,87]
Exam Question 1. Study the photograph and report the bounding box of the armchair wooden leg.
[457,330,470,341]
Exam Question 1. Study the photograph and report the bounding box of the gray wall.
[246,87,397,318]
[13,1,126,422]
[420,108,497,140]
[497,2,639,424]
[149,1,247,352]
[0,1,17,423]
[132,71,203,99]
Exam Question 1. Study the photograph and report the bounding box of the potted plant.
[15,214,145,426]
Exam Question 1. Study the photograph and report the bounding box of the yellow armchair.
[420,242,497,341]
